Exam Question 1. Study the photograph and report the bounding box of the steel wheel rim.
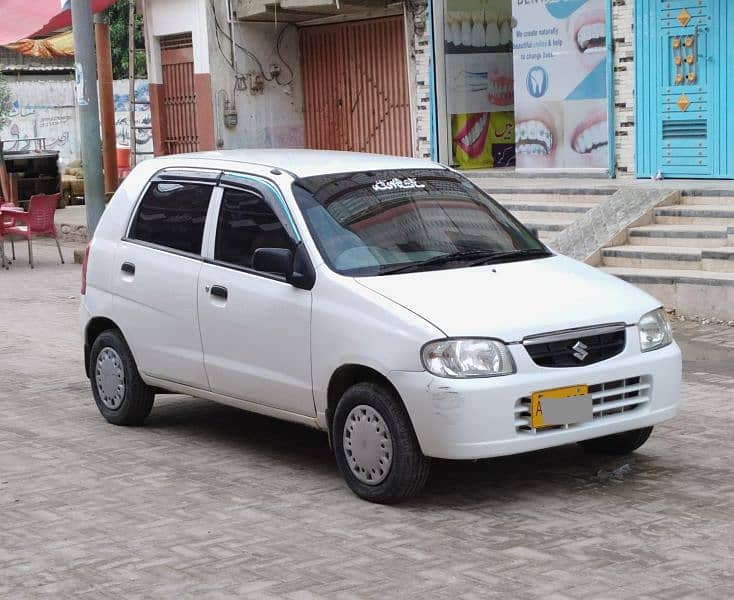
[95,347,125,410]
[343,404,393,485]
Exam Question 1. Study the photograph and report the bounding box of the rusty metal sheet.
[161,36,198,155]
[301,17,412,157]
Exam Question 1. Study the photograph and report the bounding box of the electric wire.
[274,23,295,86]
[210,0,273,81]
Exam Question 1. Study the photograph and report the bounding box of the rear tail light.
[80,243,91,294]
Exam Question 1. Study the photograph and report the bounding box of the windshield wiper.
[378,250,502,275]
[467,248,553,266]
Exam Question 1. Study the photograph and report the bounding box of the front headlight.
[421,338,515,378]
[638,308,673,352]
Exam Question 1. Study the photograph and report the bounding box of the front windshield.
[292,168,547,276]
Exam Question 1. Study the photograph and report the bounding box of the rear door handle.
[121,261,135,275]
[209,285,228,300]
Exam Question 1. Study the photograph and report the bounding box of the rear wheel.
[332,382,430,504]
[90,329,154,425]
[578,426,654,455]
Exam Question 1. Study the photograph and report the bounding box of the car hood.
[355,255,660,341]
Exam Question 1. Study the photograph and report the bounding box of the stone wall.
[406,1,433,159]
[612,0,635,177]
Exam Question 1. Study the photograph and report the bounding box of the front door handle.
[121,261,135,275]
[209,285,228,300]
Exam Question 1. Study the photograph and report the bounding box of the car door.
[112,170,219,389]
[197,175,315,416]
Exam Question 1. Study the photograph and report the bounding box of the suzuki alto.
[80,150,681,503]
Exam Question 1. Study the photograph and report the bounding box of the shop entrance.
[300,17,412,157]
[635,0,734,179]
[441,0,516,169]
[437,0,614,174]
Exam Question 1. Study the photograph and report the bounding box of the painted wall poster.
[512,0,609,170]
[445,0,515,167]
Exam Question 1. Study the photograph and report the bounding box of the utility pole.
[71,0,105,237]
[95,11,118,193]
[128,0,137,169]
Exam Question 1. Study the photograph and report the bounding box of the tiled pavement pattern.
[1,241,733,599]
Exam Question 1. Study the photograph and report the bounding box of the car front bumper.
[390,338,681,460]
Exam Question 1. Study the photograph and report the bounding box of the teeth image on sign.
[471,12,485,47]
[572,118,608,154]
[576,21,606,53]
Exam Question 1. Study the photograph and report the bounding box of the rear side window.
[130,181,212,254]
[215,186,295,269]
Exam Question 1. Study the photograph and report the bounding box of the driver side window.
[214,185,295,269]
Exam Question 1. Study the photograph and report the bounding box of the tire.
[89,329,154,425]
[332,382,431,504]
[578,426,654,455]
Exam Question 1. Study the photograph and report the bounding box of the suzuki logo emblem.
[571,341,589,361]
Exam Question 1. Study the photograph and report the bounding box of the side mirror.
[253,248,293,276]
[252,244,316,290]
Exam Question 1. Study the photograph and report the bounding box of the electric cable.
[210,0,273,81]
[274,24,295,86]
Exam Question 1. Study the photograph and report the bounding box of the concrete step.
[601,245,701,271]
[627,224,731,248]
[510,211,577,225]
[498,200,597,214]
[520,220,569,234]
[601,265,734,319]
[654,204,734,225]
[680,194,734,206]
[490,192,610,205]
[702,247,734,273]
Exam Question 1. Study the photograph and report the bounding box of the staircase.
[600,191,734,318]
[470,180,618,244]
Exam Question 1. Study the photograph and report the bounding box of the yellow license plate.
[530,385,590,429]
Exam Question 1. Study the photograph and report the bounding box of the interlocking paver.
[1,240,733,598]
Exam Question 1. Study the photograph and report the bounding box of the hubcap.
[95,347,125,410]
[343,404,393,485]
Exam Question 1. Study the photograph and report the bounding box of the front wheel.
[578,426,654,455]
[332,382,431,504]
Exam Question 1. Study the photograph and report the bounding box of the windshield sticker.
[372,177,426,192]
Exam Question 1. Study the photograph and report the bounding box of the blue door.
[635,0,734,178]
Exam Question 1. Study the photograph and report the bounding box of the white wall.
[0,79,78,161]
[142,0,211,83]
[206,7,305,149]
[113,79,154,159]
[0,78,153,164]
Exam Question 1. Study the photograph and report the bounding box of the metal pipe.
[71,0,105,236]
[226,0,238,73]
[94,12,118,192]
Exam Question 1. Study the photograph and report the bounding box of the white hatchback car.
[80,150,681,503]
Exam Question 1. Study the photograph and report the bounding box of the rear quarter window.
[129,181,213,254]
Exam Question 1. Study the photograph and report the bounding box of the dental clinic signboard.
[512,0,610,171]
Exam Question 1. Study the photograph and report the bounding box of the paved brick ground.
[1,241,733,599]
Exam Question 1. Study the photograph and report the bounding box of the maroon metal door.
[301,17,412,157]
[160,35,199,154]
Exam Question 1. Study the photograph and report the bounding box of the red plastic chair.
[0,210,7,270]
[0,201,17,269]
[4,193,64,268]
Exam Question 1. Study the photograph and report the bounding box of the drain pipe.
[606,0,615,178]
[227,0,238,73]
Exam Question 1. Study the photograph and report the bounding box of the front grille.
[514,376,650,435]
[524,324,627,368]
